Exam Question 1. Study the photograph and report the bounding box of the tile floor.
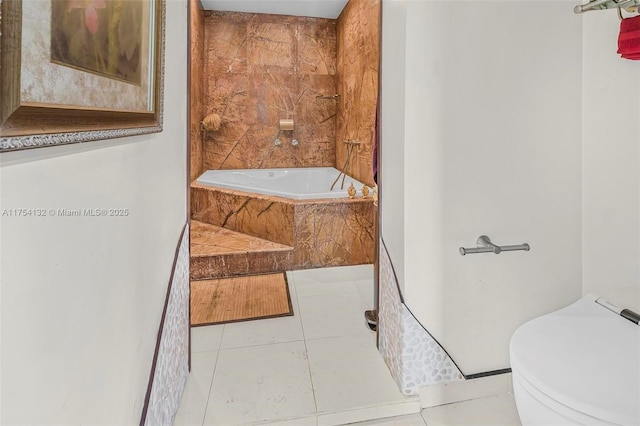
[174,265,522,426]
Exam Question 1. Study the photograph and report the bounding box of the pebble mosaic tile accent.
[378,238,406,391]
[378,238,463,395]
[144,225,191,426]
[400,305,463,391]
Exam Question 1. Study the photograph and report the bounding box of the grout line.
[303,325,320,417]
[217,338,307,352]
[201,325,224,426]
[292,271,320,417]
[315,400,422,426]
[217,324,225,352]
[295,286,369,299]
[303,330,376,344]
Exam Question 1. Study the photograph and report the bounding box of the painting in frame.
[0,0,165,152]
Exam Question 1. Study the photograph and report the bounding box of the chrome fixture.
[291,139,299,146]
[459,235,530,256]
[274,138,282,146]
[574,0,639,13]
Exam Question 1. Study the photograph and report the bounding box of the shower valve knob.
[291,139,299,146]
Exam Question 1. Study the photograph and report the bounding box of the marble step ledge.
[190,220,294,279]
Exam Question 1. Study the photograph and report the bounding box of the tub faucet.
[331,140,358,191]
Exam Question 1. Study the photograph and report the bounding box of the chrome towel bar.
[459,235,530,256]
[574,0,640,13]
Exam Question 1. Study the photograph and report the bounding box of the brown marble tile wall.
[191,183,374,271]
[191,184,295,246]
[190,220,294,279]
[336,0,380,188]
[293,199,374,268]
[189,0,205,182]
[191,250,294,280]
[202,12,338,170]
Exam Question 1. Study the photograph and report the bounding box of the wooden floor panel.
[191,273,293,326]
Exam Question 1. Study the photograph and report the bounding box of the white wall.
[0,1,188,423]
[381,1,584,374]
[582,13,640,312]
[380,0,406,292]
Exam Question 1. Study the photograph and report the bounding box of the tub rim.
[194,167,370,201]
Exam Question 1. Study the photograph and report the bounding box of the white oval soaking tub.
[196,167,367,200]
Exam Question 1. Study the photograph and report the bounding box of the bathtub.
[196,167,366,200]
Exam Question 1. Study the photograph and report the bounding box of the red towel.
[618,15,640,60]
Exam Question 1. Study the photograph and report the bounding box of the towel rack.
[574,0,640,14]
[459,235,530,256]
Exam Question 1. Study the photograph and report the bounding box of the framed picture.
[0,0,165,152]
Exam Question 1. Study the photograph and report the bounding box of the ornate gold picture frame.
[0,0,165,152]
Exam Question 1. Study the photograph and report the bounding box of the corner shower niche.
[190,183,374,279]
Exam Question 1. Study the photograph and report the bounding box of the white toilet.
[510,296,639,425]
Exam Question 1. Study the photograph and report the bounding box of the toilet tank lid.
[510,297,640,425]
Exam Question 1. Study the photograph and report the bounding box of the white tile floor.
[174,265,522,426]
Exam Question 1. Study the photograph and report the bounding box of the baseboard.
[419,372,513,408]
